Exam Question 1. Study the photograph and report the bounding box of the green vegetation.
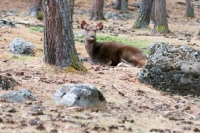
[29,26,44,33]
[3,54,33,62]
[97,35,150,55]
[37,11,44,20]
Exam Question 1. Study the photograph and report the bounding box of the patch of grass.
[37,11,44,20]
[3,54,33,62]
[30,26,44,33]
[97,35,150,55]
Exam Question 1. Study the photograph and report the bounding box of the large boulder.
[54,84,107,109]
[9,38,35,56]
[138,42,200,96]
[0,89,36,103]
[0,75,18,90]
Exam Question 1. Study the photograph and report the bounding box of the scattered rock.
[121,13,133,20]
[50,129,58,133]
[9,38,35,56]
[54,84,107,109]
[138,42,200,96]
[0,75,18,90]
[30,104,44,115]
[0,19,15,28]
[112,13,122,20]
[0,89,36,103]
[82,9,91,14]
[134,2,141,8]
[7,108,17,113]
[29,117,44,126]
[194,22,199,26]
[105,12,113,19]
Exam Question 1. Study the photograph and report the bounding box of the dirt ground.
[0,0,200,133]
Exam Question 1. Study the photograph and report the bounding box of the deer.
[81,20,148,67]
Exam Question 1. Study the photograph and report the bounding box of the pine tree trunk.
[68,0,74,24]
[186,0,194,17]
[120,0,128,13]
[133,0,153,29]
[43,0,83,70]
[151,0,155,21]
[153,0,170,33]
[30,0,42,17]
[91,0,105,20]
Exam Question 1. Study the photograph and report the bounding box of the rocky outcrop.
[0,75,18,90]
[0,89,36,103]
[9,38,35,56]
[138,42,200,96]
[54,84,107,109]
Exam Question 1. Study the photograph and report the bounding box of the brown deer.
[81,20,147,66]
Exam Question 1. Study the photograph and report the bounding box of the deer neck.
[85,39,99,56]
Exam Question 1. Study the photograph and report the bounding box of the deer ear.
[96,22,103,30]
[81,20,88,29]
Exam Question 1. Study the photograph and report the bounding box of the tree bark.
[151,0,155,21]
[120,0,128,13]
[133,0,153,29]
[91,0,105,20]
[30,0,42,17]
[153,0,170,33]
[43,0,84,70]
[185,0,194,17]
[68,0,74,24]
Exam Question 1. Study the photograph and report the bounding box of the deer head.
[81,20,103,41]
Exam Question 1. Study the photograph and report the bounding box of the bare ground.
[0,0,200,133]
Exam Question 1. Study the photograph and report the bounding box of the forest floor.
[0,0,200,133]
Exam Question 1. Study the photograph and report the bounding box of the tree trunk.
[133,0,153,29]
[151,0,155,21]
[68,0,74,24]
[153,0,170,33]
[113,0,121,10]
[91,0,105,20]
[120,0,128,13]
[30,0,42,17]
[186,0,194,17]
[43,0,84,70]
